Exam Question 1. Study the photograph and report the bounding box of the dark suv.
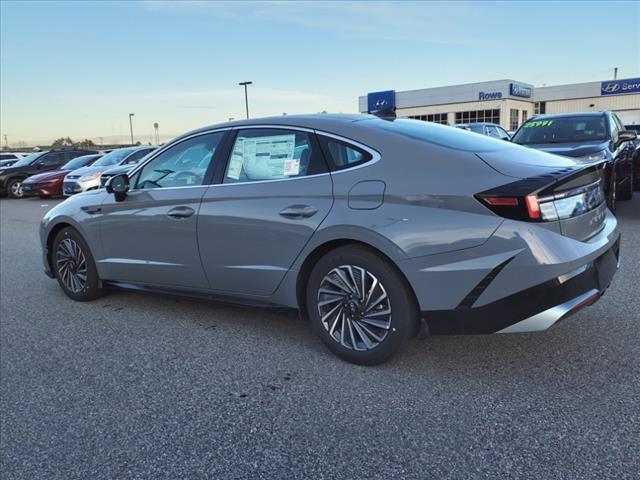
[0,148,99,198]
[511,112,637,212]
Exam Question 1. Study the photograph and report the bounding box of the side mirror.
[618,130,637,144]
[35,161,44,170]
[105,173,130,202]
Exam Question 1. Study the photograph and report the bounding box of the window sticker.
[239,134,296,180]
[226,138,245,180]
[523,120,554,128]
[283,158,300,176]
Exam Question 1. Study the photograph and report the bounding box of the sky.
[1,0,639,146]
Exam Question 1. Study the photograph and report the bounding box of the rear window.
[318,137,372,171]
[512,116,608,144]
[370,118,513,152]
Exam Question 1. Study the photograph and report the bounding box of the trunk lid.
[477,149,607,241]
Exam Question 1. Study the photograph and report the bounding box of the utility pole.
[238,81,253,119]
[129,113,135,145]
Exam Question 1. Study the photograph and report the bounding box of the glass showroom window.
[455,109,500,124]
[534,102,546,115]
[427,113,448,125]
[510,109,519,130]
[522,110,528,124]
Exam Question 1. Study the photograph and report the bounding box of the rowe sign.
[479,91,502,100]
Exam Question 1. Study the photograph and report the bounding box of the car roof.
[182,114,374,138]
[529,112,607,120]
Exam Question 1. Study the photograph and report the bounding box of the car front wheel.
[52,227,104,301]
[7,178,24,198]
[306,245,418,365]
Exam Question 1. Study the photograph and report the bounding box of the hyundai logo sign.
[367,90,396,114]
[509,82,532,98]
[601,78,640,96]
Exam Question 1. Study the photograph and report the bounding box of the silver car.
[63,146,156,196]
[40,115,620,364]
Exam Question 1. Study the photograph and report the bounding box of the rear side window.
[223,129,327,184]
[0,154,17,160]
[318,137,372,171]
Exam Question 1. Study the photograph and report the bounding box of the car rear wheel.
[52,227,104,301]
[306,245,418,365]
[7,178,24,198]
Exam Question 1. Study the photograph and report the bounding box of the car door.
[198,127,334,296]
[98,131,228,289]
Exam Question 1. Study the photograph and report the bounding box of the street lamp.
[129,113,135,145]
[238,81,253,119]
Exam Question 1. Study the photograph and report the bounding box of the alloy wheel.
[316,265,392,351]
[10,181,23,198]
[56,238,88,293]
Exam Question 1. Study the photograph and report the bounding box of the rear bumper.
[423,237,620,335]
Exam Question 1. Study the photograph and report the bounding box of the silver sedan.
[40,114,620,364]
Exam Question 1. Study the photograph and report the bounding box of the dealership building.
[359,77,640,130]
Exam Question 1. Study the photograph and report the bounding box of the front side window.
[223,129,326,183]
[40,152,66,165]
[136,132,223,189]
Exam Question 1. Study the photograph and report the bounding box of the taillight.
[476,176,605,223]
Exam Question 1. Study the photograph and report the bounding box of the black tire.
[306,245,418,365]
[618,165,634,201]
[6,178,24,198]
[52,227,104,301]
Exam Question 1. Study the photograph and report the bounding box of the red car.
[22,153,102,198]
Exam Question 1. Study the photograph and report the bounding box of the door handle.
[279,205,318,219]
[167,206,195,219]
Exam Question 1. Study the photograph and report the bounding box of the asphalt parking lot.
[1,195,639,479]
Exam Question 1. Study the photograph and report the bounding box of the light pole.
[238,81,252,119]
[129,113,135,145]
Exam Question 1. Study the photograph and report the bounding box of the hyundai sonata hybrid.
[40,115,620,364]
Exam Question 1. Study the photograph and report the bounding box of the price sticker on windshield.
[523,120,554,128]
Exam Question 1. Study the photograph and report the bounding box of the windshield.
[512,116,608,144]
[9,151,46,168]
[62,155,99,170]
[92,149,135,166]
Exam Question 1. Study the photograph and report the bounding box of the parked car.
[511,112,637,212]
[22,154,103,198]
[41,115,620,365]
[624,125,640,190]
[455,122,511,140]
[0,148,99,198]
[0,152,29,168]
[63,146,156,196]
[100,151,156,187]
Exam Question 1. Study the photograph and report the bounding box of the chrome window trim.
[125,128,232,192]
[121,124,381,192]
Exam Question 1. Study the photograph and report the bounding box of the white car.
[63,146,156,196]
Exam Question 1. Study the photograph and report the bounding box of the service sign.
[367,90,396,114]
[509,82,532,98]
[601,78,640,96]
